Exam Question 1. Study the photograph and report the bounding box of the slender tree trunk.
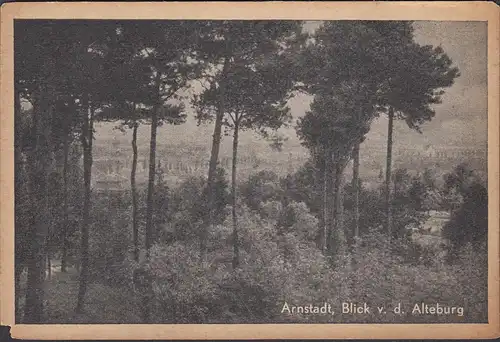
[76,97,93,314]
[131,115,139,262]
[24,85,52,323]
[143,80,161,323]
[46,240,51,281]
[352,143,360,240]
[330,156,343,256]
[61,108,71,273]
[231,119,240,269]
[15,263,23,320]
[322,149,329,253]
[325,150,334,254]
[350,143,361,293]
[338,172,345,243]
[145,104,159,257]
[14,82,24,319]
[203,56,230,263]
[385,106,394,237]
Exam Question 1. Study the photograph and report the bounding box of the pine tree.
[192,21,304,263]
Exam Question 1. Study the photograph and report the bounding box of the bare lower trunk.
[76,98,93,314]
[131,121,139,262]
[203,113,223,261]
[231,121,240,269]
[143,84,161,322]
[350,144,360,293]
[46,218,52,280]
[352,143,360,240]
[145,105,158,257]
[330,156,343,256]
[322,149,330,253]
[15,264,23,320]
[14,83,24,319]
[385,107,394,238]
[338,173,345,244]
[46,245,51,281]
[61,125,70,273]
[325,150,334,254]
[203,57,229,263]
[24,85,52,323]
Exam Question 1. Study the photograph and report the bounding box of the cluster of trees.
[16,20,486,324]
[15,19,302,322]
[121,162,487,323]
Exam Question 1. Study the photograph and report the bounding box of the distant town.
[91,138,487,191]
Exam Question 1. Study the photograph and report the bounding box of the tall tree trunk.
[231,119,240,269]
[325,150,334,254]
[143,81,161,323]
[15,263,23,320]
[352,142,360,240]
[330,156,343,256]
[76,97,93,314]
[46,239,51,281]
[350,143,361,293]
[24,85,52,323]
[145,104,159,257]
[60,107,71,273]
[322,148,330,253]
[385,106,394,237]
[131,115,139,262]
[14,82,24,319]
[203,56,230,263]
[338,172,345,244]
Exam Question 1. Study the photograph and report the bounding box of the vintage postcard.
[0,1,499,340]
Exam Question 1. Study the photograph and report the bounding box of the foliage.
[296,83,375,157]
[239,170,283,211]
[159,167,230,243]
[281,160,324,215]
[147,242,222,323]
[390,168,430,238]
[88,192,133,286]
[14,19,484,326]
[442,180,488,258]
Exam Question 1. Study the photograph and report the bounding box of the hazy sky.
[287,21,488,151]
[387,21,487,149]
[94,21,488,156]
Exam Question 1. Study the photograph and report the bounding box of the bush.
[442,181,488,256]
[164,168,230,243]
[239,170,282,211]
[341,232,487,323]
[89,192,133,286]
[85,197,487,324]
[147,242,224,323]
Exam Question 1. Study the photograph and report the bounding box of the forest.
[14,20,488,324]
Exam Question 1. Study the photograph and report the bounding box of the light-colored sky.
[386,21,487,150]
[95,21,488,159]
[287,20,488,151]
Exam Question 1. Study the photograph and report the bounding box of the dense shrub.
[335,232,487,323]
[239,170,282,211]
[89,192,133,286]
[110,163,489,324]
[163,168,230,243]
[147,242,224,323]
[34,160,488,324]
[442,181,488,257]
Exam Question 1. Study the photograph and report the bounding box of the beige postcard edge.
[0,1,498,340]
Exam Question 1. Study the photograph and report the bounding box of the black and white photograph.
[2,1,499,339]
